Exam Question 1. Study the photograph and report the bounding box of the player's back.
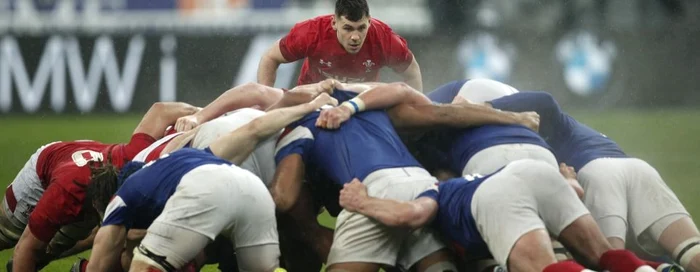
[36,140,114,188]
[281,109,421,186]
[191,108,279,185]
[448,124,551,173]
[488,91,627,170]
[114,148,232,229]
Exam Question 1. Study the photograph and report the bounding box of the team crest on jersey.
[362,59,375,73]
[319,59,332,68]
[556,31,616,96]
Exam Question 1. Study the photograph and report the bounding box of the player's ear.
[331,16,338,31]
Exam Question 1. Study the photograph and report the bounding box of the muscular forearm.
[257,56,281,87]
[353,82,430,111]
[388,103,521,130]
[251,102,317,139]
[194,84,282,123]
[357,197,416,228]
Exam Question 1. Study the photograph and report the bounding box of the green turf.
[0,109,698,271]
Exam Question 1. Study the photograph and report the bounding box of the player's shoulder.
[292,14,332,32]
[369,17,394,32]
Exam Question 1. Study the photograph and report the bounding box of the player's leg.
[621,158,700,271]
[576,158,630,249]
[463,143,558,176]
[470,160,570,271]
[132,164,256,271]
[225,164,282,272]
[394,167,457,272]
[327,168,443,272]
[276,183,329,271]
[0,142,57,250]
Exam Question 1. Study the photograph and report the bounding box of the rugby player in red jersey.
[0,102,199,271]
[257,0,423,91]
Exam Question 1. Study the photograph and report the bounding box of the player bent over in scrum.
[84,94,338,272]
[1,102,199,271]
[339,159,665,272]
[479,87,700,272]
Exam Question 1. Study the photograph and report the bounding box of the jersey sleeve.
[109,133,157,165]
[382,28,414,73]
[416,183,439,201]
[274,125,315,164]
[28,184,84,243]
[101,195,134,229]
[278,19,319,62]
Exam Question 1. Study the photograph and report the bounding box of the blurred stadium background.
[0,0,699,271]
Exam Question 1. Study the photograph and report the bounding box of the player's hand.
[560,163,584,199]
[516,111,540,132]
[175,114,200,132]
[317,79,341,95]
[316,106,353,130]
[69,257,89,272]
[309,93,338,109]
[339,179,368,212]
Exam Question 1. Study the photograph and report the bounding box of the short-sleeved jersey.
[279,15,413,85]
[29,133,155,242]
[275,91,421,186]
[418,173,496,261]
[102,148,231,229]
[489,91,627,170]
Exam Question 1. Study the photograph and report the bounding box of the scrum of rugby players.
[3,0,699,272]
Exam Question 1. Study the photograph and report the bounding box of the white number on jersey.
[71,150,104,167]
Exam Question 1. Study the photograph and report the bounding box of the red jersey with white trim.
[279,15,413,85]
[28,133,155,242]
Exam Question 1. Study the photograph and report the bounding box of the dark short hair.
[335,0,370,22]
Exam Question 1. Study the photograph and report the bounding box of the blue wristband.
[348,100,360,113]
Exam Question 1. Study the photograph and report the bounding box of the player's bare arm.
[134,102,200,139]
[269,155,306,212]
[316,82,428,129]
[398,57,423,92]
[175,83,284,132]
[339,179,438,229]
[209,93,337,165]
[388,102,540,132]
[12,228,49,271]
[257,39,291,87]
[85,225,127,272]
[265,79,337,111]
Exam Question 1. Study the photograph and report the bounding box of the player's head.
[455,78,519,104]
[333,0,370,54]
[86,160,120,218]
[86,160,144,217]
